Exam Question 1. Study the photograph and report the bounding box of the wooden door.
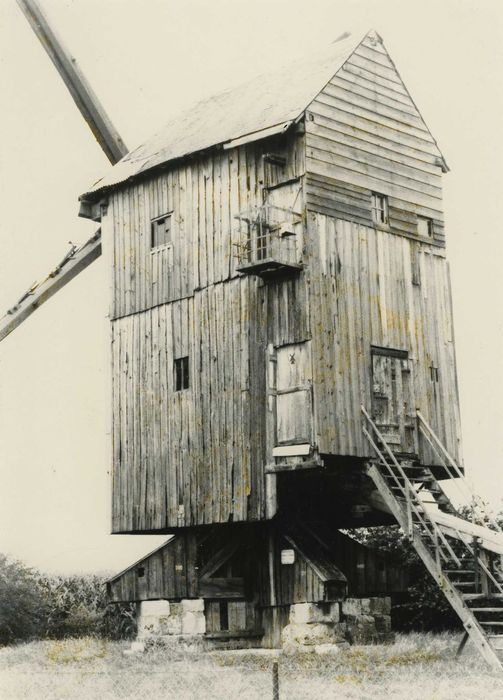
[371,348,416,455]
[275,342,312,445]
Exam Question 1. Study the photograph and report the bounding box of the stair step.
[472,608,503,613]
[463,594,503,601]
[444,570,475,574]
[479,621,503,626]
[488,636,503,650]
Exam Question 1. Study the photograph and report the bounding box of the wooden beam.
[0,230,101,343]
[16,0,128,165]
[3,2,131,342]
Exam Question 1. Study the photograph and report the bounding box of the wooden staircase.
[362,405,503,672]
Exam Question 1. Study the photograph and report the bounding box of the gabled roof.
[106,537,172,583]
[81,30,372,199]
[82,28,446,201]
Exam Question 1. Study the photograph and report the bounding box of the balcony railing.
[234,204,302,278]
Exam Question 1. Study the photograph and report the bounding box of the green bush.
[0,555,136,645]
[0,555,49,645]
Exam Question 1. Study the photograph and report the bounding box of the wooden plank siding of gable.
[106,132,308,532]
[307,214,462,465]
[305,33,446,247]
[302,33,461,465]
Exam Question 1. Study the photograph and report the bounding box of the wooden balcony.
[234,205,303,279]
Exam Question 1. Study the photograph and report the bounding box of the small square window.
[174,356,189,391]
[417,216,433,238]
[151,213,172,249]
[137,566,145,578]
[371,192,389,226]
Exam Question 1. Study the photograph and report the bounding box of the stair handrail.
[453,528,503,596]
[416,410,502,534]
[362,406,503,671]
[362,424,458,565]
[361,405,462,567]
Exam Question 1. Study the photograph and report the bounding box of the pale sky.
[0,0,502,575]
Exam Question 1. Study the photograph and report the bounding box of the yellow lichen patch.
[385,650,441,667]
[334,673,362,684]
[46,637,107,664]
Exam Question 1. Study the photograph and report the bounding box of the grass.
[1,632,503,699]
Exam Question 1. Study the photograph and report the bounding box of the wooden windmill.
[4,0,503,666]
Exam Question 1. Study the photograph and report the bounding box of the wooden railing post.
[406,484,413,539]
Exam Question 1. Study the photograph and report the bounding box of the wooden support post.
[265,474,278,519]
[268,533,277,607]
[272,661,279,700]
[473,537,482,594]
[479,547,490,597]
[434,528,441,571]
[456,631,469,659]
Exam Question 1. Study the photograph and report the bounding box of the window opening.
[174,356,189,391]
[151,213,172,249]
[417,216,433,238]
[371,192,389,226]
[137,567,145,578]
[219,601,229,631]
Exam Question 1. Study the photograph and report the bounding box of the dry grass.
[1,632,503,699]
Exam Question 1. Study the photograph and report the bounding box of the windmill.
[4,0,503,666]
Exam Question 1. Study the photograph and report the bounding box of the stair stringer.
[367,462,503,672]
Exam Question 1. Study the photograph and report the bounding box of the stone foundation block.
[369,597,391,615]
[281,621,346,654]
[345,614,378,645]
[289,602,340,625]
[181,599,206,635]
[374,614,392,634]
[138,600,174,639]
[341,598,372,616]
[137,599,206,639]
[182,599,205,614]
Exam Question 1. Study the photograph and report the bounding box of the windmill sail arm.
[16,0,128,165]
[2,1,130,342]
[0,230,101,343]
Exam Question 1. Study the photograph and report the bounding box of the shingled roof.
[81,30,376,198]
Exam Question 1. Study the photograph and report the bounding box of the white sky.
[0,0,502,575]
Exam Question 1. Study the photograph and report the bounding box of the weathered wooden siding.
[107,534,197,603]
[315,529,408,597]
[308,214,462,464]
[108,134,305,320]
[110,277,271,532]
[105,129,307,531]
[205,600,260,637]
[105,31,461,535]
[305,32,445,246]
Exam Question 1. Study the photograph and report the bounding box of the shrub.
[0,555,49,645]
[0,555,136,644]
[349,526,460,632]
